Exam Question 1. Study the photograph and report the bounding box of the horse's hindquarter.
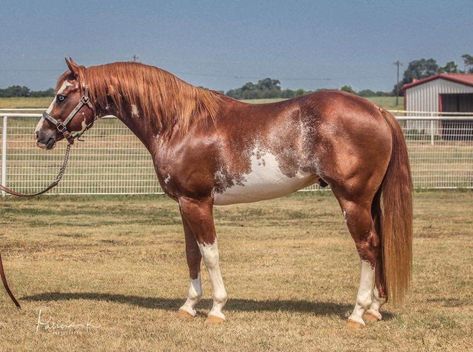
[213,100,319,205]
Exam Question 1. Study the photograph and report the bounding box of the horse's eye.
[57,94,66,102]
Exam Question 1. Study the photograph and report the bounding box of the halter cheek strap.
[42,88,96,144]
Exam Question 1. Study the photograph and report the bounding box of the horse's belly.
[213,151,316,205]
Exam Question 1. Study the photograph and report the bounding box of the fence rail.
[1,110,473,195]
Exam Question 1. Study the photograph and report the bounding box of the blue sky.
[1,0,472,92]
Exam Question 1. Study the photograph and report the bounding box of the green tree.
[403,58,439,82]
[438,61,459,74]
[0,85,30,97]
[295,89,305,97]
[340,85,356,94]
[0,85,55,97]
[358,89,376,97]
[392,58,439,95]
[226,78,309,99]
[462,54,473,73]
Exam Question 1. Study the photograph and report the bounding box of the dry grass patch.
[0,191,472,351]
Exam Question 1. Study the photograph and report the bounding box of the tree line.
[392,54,473,95]
[227,54,473,99]
[225,78,309,99]
[0,85,54,98]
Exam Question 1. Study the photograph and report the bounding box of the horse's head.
[35,58,97,149]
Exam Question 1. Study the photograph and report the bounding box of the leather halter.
[42,87,96,144]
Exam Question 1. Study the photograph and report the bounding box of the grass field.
[0,96,404,110]
[0,191,471,351]
[0,97,52,109]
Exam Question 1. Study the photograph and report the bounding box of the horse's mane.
[60,62,224,133]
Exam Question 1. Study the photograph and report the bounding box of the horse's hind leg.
[334,193,382,328]
[365,195,387,322]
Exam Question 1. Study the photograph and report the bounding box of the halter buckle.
[56,122,67,133]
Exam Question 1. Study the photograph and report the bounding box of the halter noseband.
[42,87,96,144]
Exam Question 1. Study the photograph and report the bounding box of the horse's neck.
[98,103,157,153]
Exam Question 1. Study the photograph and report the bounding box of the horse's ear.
[65,57,80,78]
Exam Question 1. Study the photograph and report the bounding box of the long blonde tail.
[378,110,413,304]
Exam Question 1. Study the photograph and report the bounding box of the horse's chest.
[213,150,315,205]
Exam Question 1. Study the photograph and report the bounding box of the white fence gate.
[1,109,473,195]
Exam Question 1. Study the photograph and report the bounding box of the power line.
[394,60,403,106]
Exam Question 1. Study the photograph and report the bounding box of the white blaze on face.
[35,81,73,134]
[213,147,315,205]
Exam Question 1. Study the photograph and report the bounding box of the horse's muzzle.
[36,130,57,150]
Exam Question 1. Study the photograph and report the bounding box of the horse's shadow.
[21,291,394,320]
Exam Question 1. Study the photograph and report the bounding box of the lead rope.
[0,143,72,197]
[0,254,21,308]
[0,143,73,309]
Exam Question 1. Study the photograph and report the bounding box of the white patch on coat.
[198,241,227,319]
[213,147,315,205]
[75,119,88,135]
[164,174,171,185]
[348,260,375,325]
[35,81,73,134]
[131,104,139,118]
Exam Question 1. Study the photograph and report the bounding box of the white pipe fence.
[1,110,473,195]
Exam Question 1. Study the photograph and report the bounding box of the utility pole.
[394,60,403,107]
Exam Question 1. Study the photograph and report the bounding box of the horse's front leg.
[178,196,228,324]
[177,212,203,319]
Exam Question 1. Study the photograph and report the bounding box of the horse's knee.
[343,205,380,265]
[355,236,380,265]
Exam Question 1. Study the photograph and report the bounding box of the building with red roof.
[402,74,473,139]
[402,73,473,113]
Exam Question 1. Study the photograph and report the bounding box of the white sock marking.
[349,260,375,325]
[198,240,227,319]
[366,286,385,320]
[179,275,203,316]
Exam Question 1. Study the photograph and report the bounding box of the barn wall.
[406,79,473,112]
[405,79,473,132]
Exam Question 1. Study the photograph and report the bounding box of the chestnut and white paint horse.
[35,59,413,328]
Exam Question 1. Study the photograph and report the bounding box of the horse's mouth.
[36,138,56,150]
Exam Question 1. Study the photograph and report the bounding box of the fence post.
[1,115,7,197]
[430,119,434,146]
